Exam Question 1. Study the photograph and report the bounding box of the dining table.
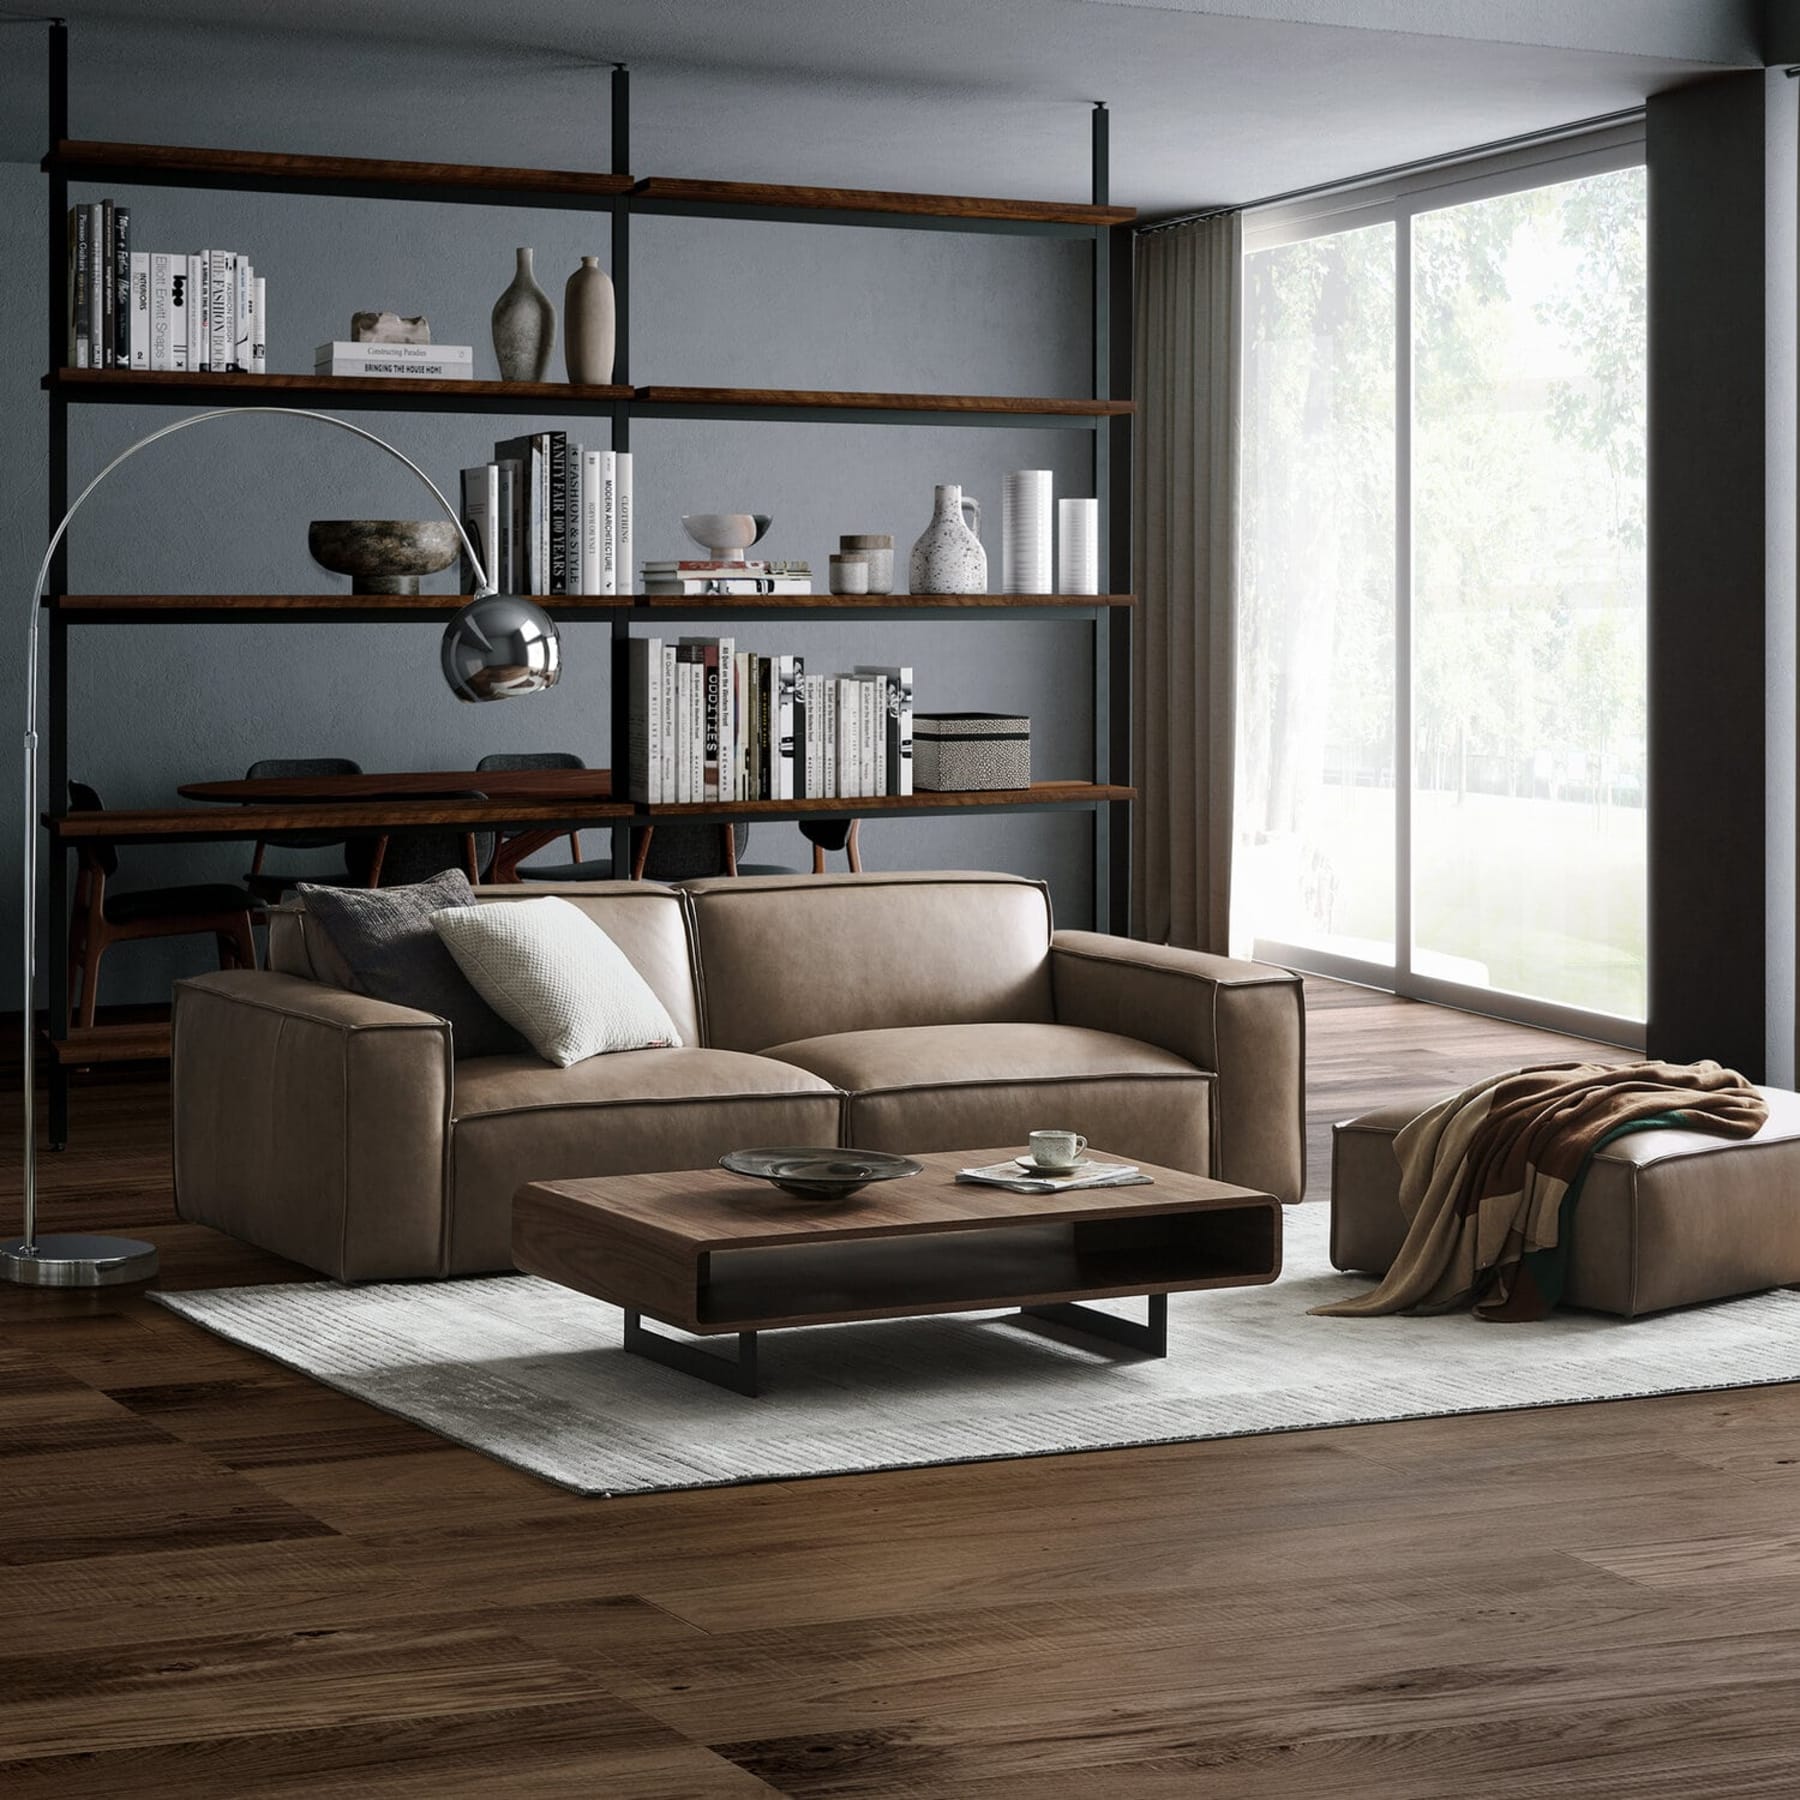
[178,767,621,881]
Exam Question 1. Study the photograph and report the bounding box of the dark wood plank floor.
[2,982,1795,1796]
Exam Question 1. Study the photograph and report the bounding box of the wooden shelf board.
[631,175,1134,228]
[45,797,632,842]
[48,142,1130,226]
[48,1022,172,1065]
[50,139,635,203]
[638,385,1133,417]
[50,593,1132,617]
[640,783,1134,817]
[48,369,632,403]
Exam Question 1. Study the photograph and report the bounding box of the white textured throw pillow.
[430,897,682,1067]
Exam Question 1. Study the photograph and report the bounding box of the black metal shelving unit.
[39,26,1135,1136]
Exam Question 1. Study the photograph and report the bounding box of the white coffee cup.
[1028,1129,1087,1171]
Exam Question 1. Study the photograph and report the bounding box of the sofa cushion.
[761,1022,1215,1175]
[433,895,683,1067]
[446,1047,842,1275]
[682,871,1056,1051]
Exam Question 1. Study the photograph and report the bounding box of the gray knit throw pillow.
[297,870,527,1060]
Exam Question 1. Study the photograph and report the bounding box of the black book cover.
[113,203,131,366]
[546,432,568,593]
[69,207,89,365]
[792,655,807,798]
[758,656,772,803]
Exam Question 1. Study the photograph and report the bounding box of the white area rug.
[152,1206,1800,1496]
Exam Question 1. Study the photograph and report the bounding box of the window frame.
[1240,120,1649,1048]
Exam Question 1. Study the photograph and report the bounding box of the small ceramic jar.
[829,552,871,595]
[839,533,895,595]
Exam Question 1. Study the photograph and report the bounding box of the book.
[579,448,603,595]
[187,254,207,371]
[626,637,662,803]
[252,276,267,374]
[661,643,677,803]
[67,206,88,368]
[112,202,131,368]
[679,639,722,799]
[234,258,253,373]
[855,665,914,796]
[169,258,189,370]
[100,200,114,369]
[207,251,233,371]
[639,576,813,596]
[641,559,811,576]
[314,341,474,366]
[459,465,500,594]
[493,435,544,590]
[773,654,799,800]
[615,452,634,598]
[545,432,568,593]
[315,355,472,379]
[674,643,700,803]
[128,251,149,370]
[956,1158,1149,1195]
[494,460,520,592]
[88,203,105,369]
[598,450,618,596]
[149,253,173,370]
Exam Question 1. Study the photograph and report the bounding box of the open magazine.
[956,1158,1151,1196]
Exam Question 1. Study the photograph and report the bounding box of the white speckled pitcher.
[908,483,987,595]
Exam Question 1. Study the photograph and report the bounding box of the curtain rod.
[1136,104,1645,235]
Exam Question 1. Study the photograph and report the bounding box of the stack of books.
[625,643,913,805]
[459,438,633,596]
[68,203,266,374]
[640,559,812,596]
[316,341,473,381]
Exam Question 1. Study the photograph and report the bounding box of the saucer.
[1011,1155,1107,1178]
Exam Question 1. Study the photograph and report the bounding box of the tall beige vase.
[564,256,616,385]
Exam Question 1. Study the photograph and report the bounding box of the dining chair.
[67,780,260,1028]
[241,756,364,901]
[344,792,496,888]
[517,818,862,882]
[476,750,587,873]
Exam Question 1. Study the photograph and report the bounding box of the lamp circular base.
[0,1234,159,1287]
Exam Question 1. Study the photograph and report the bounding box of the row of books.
[67,203,264,372]
[625,641,915,804]
[317,341,474,380]
[459,437,633,596]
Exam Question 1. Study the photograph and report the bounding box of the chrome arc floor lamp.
[2,405,561,1287]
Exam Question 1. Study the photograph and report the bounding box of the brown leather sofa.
[172,870,1305,1281]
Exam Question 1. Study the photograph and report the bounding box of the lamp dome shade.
[441,594,562,702]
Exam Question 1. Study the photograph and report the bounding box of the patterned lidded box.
[912,713,1030,792]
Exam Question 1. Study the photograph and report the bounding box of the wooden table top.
[179,768,614,804]
[517,1148,1277,1254]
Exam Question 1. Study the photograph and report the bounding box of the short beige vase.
[491,247,556,382]
[564,256,616,385]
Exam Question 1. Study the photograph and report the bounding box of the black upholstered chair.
[241,756,363,901]
[477,750,588,874]
[344,793,496,888]
[68,781,259,1027]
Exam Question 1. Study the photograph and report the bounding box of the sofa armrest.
[1050,931,1306,1203]
[172,970,454,1281]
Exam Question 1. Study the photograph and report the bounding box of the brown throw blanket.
[1314,1060,1768,1321]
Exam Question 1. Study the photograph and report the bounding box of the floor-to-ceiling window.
[1234,127,1647,1040]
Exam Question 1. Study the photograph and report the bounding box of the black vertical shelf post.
[608,62,634,879]
[1090,101,1113,933]
[44,20,71,1147]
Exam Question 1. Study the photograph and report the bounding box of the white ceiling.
[0,0,1769,215]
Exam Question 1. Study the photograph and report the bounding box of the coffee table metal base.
[624,1311,760,1396]
[1019,1293,1168,1357]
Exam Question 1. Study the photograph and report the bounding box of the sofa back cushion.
[269,881,703,1046]
[683,870,1054,1051]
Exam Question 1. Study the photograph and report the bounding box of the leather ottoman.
[1331,1086,1800,1317]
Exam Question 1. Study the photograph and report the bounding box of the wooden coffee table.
[513,1148,1282,1395]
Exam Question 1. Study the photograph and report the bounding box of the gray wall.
[0,46,1109,1009]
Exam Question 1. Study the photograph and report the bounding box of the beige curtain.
[1131,212,1241,953]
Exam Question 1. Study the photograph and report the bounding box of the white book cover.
[803,674,820,800]
[207,252,233,371]
[626,637,662,804]
[615,452,634,595]
[234,259,253,372]
[824,679,841,799]
[187,254,206,371]
[662,644,677,804]
[716,637,735,801]
[579,449,603,595]
[527,440,544,592]
[148,252,172,370]
[316,357,472,379]
[599,450,618,596]
[835,679,860,799]
[857,677,876,797]
[169,257,189,371]
[674,656,692,803]
[252,276,266,374]
[869,679,887,797]
[315,341,474,365]
[130,253,151,369]
[645,637,663,803]
[733,652,750,799]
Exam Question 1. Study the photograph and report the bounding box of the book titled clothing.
[615,452,634,596]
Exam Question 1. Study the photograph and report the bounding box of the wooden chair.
[67,781,259,1028]
[345,793,496,888]
[241,756,364,901]
[477,751,587,877]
